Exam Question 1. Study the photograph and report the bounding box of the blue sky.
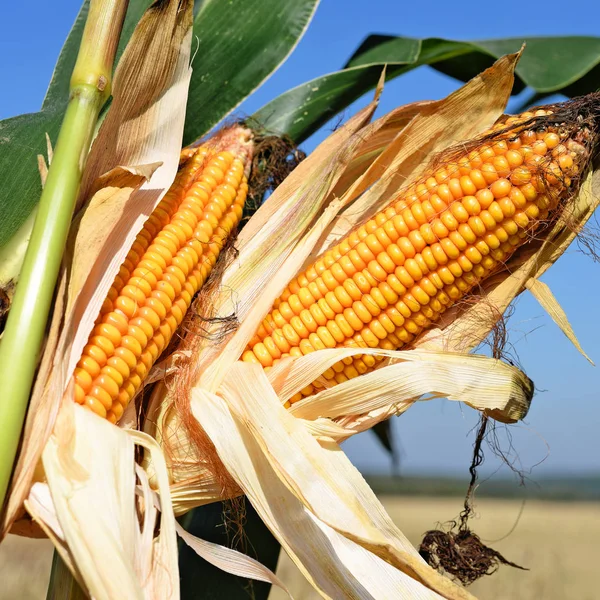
[1,0,598,478]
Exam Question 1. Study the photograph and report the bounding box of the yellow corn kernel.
[72,129,252,421]
[244,114,589,402]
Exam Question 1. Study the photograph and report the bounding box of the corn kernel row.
[243,110,587,402]
[73,142,250,422]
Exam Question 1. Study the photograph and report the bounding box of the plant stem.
[46,551,88,600]
[0,0,128,509]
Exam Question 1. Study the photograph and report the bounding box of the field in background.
[1,534,53,599]
[365,474,600,502]
[270,496,599,600]
[1,494,598,599]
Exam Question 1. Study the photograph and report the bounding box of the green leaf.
[0,111,63,248]
[0,0,154,250]
[178,500,281,600]
[43,0,319,145]
[0,0,318,249]
[182,0,319,145]
[254,34,600,143]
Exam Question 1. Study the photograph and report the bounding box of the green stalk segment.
[0,0,128,509]
[46,551,87,600]
[0,88,101,500]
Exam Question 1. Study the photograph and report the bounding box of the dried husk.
[143,53,599,598]
[25,403,179,600]
[146,52,526,496]
[9,33,598,600]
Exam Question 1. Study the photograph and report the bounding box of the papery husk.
[25,402,179,600]
[142,51,600,598]
[174,349,531,598]
[191,383,468,600]
[277,348,532,424]
[148,52,525,498]
[7,0,193,554]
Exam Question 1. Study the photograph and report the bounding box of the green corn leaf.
[254,34,600,143]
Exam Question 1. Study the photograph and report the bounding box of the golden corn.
[243,109,590,403]
[73,128,252,422]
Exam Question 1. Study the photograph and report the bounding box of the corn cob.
[242,108,592,403]
[72,127,253,422]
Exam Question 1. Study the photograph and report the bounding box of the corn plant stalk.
[0,0,128,508]
[46,552,87,600]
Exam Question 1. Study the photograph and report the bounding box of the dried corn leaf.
[191,385,468,600]
[169,471,233,515]
[26,403,179,600]
[183,347,527,594]
[77,0,193,205]
[26,483,84,589]
[526,276,592,363]
[330,101,432,197]
[66,163,161,315]
[265,348,532,424]
[176,523,291,596]
[311,51,521,259]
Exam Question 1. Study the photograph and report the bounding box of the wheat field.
[1,496,597,599]
[270,497,599,600]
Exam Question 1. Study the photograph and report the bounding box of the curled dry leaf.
[191,387,469,600]
[26,403,179,600]
[278,348,533,424]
